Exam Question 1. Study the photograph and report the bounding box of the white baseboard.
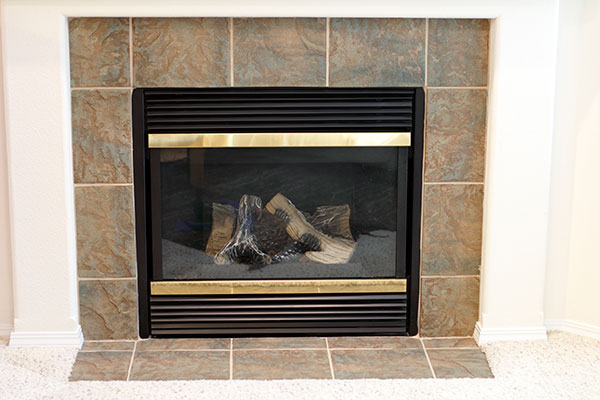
[0,324,13,338]
[545,319,600,340]
[474,321,548,344]
[8,325,83,348]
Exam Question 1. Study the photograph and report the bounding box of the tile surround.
[132,18,230,87]
[131,351,230,380]
[71,90,132,184]
[329,18,426,86]
[69,17,489,340]
[425,89,487,182]
[75,186,135,278]
[422,184,484,276]
[69,18,130,87]
[427,19,489,87]
[233,18,326,86]
[70,351,132,381]
[331,349,433,379]
[233,350,331,380]
[420,276,481,337]
[79,279,137,340]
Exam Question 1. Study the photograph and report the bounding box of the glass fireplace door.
[151,146,407,281]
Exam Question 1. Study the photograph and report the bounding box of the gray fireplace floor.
[161,230,397,280]
[69,336,493,381]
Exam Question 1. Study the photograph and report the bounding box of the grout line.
[71,87,132,91]
[424,18,429,86]
[325,338,336,379]
[74,183,132,187]
[420,338,437,379]
[229,338,233,380]
[84,339,137,343]
[423,182,484,185]
[423,347,480,351]
[129,17,134,87]
[427,86,488,90]
[126,341,137,381]
[421,275,480,279]
[230,17,234,87]
[325,17,330,87]
[78,277,137,281]
[130,349,230,352]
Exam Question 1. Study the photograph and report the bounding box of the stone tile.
[82,341,136,351]
[425,89,487,182]
[71,90,132,184]
[69,351,132,381]
[331,349,433,379]
[131,351,229,380]
[330,18,425,86]
[79,279,137,340]
[136,338,229,351]
[427,349,493,378]
[69,18,130,87]
[420,277,480,337]
[422,184,484,276]
[75,186,135,278]
[133,18,230,87]
[233,337,326,350]
[327,336,422,349]
[233,18,326,86]
[428,19,489,87]
[233,350,331,379]
[422,337,478,349]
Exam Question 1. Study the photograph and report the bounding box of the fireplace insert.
[133,87,424,337]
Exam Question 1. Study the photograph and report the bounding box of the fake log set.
[207,193,357,265]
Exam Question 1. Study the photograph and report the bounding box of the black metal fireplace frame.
[132,87,424,338]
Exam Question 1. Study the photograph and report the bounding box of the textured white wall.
[0,3,15,336]
[545,0,600,334]
[1,0,560,344]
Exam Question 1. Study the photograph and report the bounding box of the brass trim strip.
[150,279,407,295]
[148,132,411,148]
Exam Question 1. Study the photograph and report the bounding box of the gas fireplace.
[133,87,424,337]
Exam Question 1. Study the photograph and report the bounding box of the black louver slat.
[143,87,416,133]
[150,293,408,336]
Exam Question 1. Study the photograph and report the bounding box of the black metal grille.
[150,293,408,336]
[143,87,415,133]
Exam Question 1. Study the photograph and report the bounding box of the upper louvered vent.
[143,87,415,133]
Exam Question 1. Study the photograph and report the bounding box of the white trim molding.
[474,321,548,344]
[0,324,14,338]
[545,319,600,341]
[8,325,83,348]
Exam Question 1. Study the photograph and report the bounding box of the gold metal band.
[148,132,411,148]
[150,279,407,295]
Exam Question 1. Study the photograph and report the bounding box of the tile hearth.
[69,336,493,381]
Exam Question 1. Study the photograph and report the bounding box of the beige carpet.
[0,332,599,399]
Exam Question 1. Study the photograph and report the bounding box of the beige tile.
[69,18,130,87]
[69,351,132,381]
[422,184,484,276]
[327,336,422,349]
[131,351,229,380]
[136,338,229,351]
[233,18,326,86]
[82,341,136,351]
[425,89,487,182]
[133,18,230,87]
[331,349,433,379]
[233,350,331,379]
[330,18,425,86]
[420,277,480,337]
[428,19,489,87]
[71,90,132,184]
[79,279,137,340]
[427,349,493,378]
[233,337,326,350]
[75,186,135,278]
[422,337,478,349]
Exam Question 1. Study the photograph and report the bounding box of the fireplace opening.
[133,87,424,337]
